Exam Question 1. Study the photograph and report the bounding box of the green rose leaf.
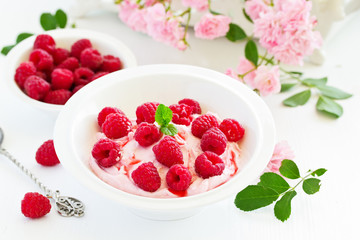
[274,190,297,222]
[316,85,352,100]
[311,168,327,177]
[16,33,33,44]
[302,178,321,195]
[160,124,178,136]
[258,172,290,194]
[155,104,172,126]
[226,23,247,42]
[242,8,253,23]
[1,45,15,55]
[209,9,221,15]
[302,77,327,87]
[40,13,57,31]
[234,185,279,211]
[245,40,258,66]
[279,160,300,179]
[283,89,311,107]
[55,9,67,28]
[281,83,297,92]
[289,71,303,76]
[316,96,343,118]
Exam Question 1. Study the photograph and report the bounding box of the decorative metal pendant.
[54,191,85,217]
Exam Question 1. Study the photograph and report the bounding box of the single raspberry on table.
[72,84,85,95]
[35,140,60,166]
[71,39,92,59]
[101,55,123,72]
[131,162,161,192]
[74,67,94,86]
[169,104,193,126]
[57,57,79,72]
[91,138,121,167]
[195,151,225,179]
[24,76,50,100]
[219,118,245,142]
[80,48,103,71]
[52,48,70,65]
[33,34,56,54]
[51,68,74,90]
[200,127,227,155]
[21,192,51,219]
[191,114,219,138]
[29,49,54,71]
[44,89,72,105]
[178,98,201,114]
[136,102,159,124]
[91,71,109,81]
[166,164,192,191]
[102,113,132,139]
[134,122,162,147]
[97,106,125,127]
[152,136,183,168]
[14,61,37,89]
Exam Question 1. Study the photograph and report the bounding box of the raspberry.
[53,48,70,65]
[51,68,74,90]
[33,34,56,54]
[14,62,37,89]
[166,164,191,191]
[72,84,85,95]
[136,102,159,124]
[24,76,50,100]
[74,67,94,86]
[131,162,161,192]
[97,107,125,127]
[152,136,183,167]
[29,49,54,71]
[219,118,245,142]
[169,104,193,126]
[91,71,109,81]
[134,122,162,147]
[36,71,48,81]
[191,114,219,138]
[35,140,60,166]
[91,138,121,167]
[71,39,92,59]
[200,127,227,155]
[195,151,225,179]
[102,113,132,139]
[101,55,123,72]
[178,98,201,114]
[21,192,51,218]
[57,57,79,71]
[44,89,72,105]
[80,48,103,71]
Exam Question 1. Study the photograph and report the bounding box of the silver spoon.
[0,127,85,217]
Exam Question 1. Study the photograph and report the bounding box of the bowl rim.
[5,28,137,113]
[54,64,276,211]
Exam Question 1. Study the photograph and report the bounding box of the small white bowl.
[5,28,137,115]
[54,64,276,220]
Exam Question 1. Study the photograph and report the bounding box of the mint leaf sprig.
[155,104,178,136]
[234,159,327,222]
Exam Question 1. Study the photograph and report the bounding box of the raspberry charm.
[134,122,162,147]
[35,140,60,166]
[152,136,183,167]
[131,162,161,192]
[200,127,227,155]
[219,118,245,142]
[166,164,192,191]
[102,113,132,139]
[91,138,121,167]
[195,151,225,179]
[21,192,51,218]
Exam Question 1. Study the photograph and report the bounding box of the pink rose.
[126,8,148,33]
[236,57,256,87]
[253,65,280,97]
[194,14,231,40]
[225,68,240,80]
[118,0,139,23]
[266,141,295,173]
[245,0,271,21]
[182,0,209,12]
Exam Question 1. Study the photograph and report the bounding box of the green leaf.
[316,96,343,118]
[40,13,57,31]
[274,190,297,222]
[281,83,297,92]
[302,178,321,195]
[234,185,279,211]
[258,172,290,194]
[226,23,247,42]
[1,45,15,55]
[155,104,172,126]
[289,71,303,76]
[16,33,33,44]
[311,168,327,177]
[283,90,311,107]
[279,160,300,179]
[160,124,178,136]
[71,23,76,28]
[317,85,352,100]
[55,9,67,28]
[209,9,221,15]
[245,40,258,66]
[302,77,327,87]
[242,8,253,23]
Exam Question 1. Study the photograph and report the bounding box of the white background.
[0,0,359,239]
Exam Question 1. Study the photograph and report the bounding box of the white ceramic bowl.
[54,64,276,220]
[5,28,137,115]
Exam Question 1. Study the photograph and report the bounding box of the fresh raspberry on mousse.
[102,113,132,139]
[200,127,227,155]
[152,136,183,168]
[166,164,192,191]
[91,138,121,167]
[195,151,225,179]
[191,114,219,138]
[97,106,125,127]
[169,103,193,126]
[219,118,245,142]
[131,162,161,192]
[136,102,160,124]
[134,122,162,147]
[178,98,202,114]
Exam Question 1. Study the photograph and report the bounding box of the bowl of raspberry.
[53,64,276,220]
[6,29,137,114]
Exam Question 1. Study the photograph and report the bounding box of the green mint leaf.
[155,104,172,126]
[258,172,290,194]
[1,45,15,55]
[302,77,327,87]
[242,8,253,23]
[289,71,303,76]
[274,190,297,222]
[311,168,327,177]
[281,83,297,92]
[234,185,279,211]
[302,178,321,195]
[16,33,33,44]
[55,9,67,28]
[160,124,178,136]
[226,23,247,42]
[316,85,352,100]
[316,96,343,118]
[283,89,311,107]
[279,160,300,179]
[40,13,57,31]
[245,40,258,66]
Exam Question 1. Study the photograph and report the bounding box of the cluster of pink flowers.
[266,141,295,173]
